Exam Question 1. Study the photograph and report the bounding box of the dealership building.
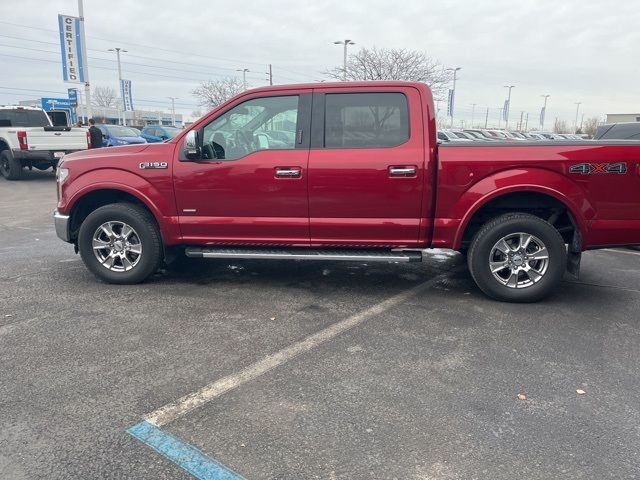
[606,113,640,123]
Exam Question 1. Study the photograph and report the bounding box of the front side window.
[324,92,409,148]
[201,95,299,160]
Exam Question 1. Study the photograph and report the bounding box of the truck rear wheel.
[468,213,566,302]
[0,150,23,180]
[78,203,163,284]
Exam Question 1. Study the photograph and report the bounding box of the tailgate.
[24,128,88,151]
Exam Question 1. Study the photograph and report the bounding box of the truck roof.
[0,105,44,111]
[242,80,426,95]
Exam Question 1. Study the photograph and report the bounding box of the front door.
[308,87,426,247]
[174,92,312,245]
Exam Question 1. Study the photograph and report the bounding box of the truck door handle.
[275,167,302,178]
[388,166,417,177]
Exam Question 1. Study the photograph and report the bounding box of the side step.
[184,247,422,263]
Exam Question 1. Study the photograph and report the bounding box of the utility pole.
[333,39,355,81]
[236,68,249,90]
[484,107,489,128]
[540,94,550,130]
[168,97,178,126]
[524,112,529,131]
[470,103,477,128]
[266,64,273,85]
[518,111,524,131]
[503,85,515,128]
[446,67,462,128]
[108,47,127,125]
[574,102,582,133]
[77,0,92,121]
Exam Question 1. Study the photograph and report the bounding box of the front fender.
[447,168,594,250]
[61,168,181,244]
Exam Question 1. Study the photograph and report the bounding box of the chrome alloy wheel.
[489,232,550,289]
[92,221,142,272]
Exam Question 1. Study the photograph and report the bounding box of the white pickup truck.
[0,105,90,180]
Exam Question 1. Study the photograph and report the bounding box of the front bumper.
[53,210,71,242]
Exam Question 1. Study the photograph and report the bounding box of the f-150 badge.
[569,162,627,175]
[139,161,168,169]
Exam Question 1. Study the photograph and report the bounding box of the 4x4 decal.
[569,162,627,175]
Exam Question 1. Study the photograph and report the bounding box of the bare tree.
[324,47,452,99]
[92,86,118,108]
[582,117,600,137]
[553,119,570,134]
[192,78,245,110]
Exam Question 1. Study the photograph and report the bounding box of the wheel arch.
[455,178,590,252]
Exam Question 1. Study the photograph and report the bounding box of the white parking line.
[145,267,461,427]
[603,248,640,257]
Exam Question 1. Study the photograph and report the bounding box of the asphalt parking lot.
[1,170,639,479]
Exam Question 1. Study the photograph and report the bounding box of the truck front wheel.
[468,213,566,302]
[0,150,23,180]
[78,203,163,284]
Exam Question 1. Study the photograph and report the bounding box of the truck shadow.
[152,255,469,296]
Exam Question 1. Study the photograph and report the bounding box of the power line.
[0,20,318,80]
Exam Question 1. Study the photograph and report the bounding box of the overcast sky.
[0,0,638,127]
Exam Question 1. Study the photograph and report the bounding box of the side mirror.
[183,130,201,160]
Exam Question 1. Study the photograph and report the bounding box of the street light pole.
[503,85,515,128]
[168,97,178,126]
[236,68,249,90]
[540,94,550,130]
[333,39,355,81]
[446,67,461,128]
[574,102,582,133]
[108,47,127,125]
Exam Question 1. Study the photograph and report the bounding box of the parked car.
[451,130,489,141]
[140,125,182,143]
[437,130,473,142]
[97,125,147,147]
[54,81,640,302]
[0,105,90,180]
[594,123,640,140]
[463,129,499,141]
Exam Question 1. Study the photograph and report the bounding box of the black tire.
[78,203,163,284]
[468,213,566,302]
[0,150,23,180]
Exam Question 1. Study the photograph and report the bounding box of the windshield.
[163,126,181,137]
[107,126,141,137]
[0,109,50,127]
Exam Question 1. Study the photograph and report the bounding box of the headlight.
[56,167,69,184]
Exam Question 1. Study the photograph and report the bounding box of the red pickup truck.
[53,81,640,302]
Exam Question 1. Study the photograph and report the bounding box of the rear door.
[307,87,426,247]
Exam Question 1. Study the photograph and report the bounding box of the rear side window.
[0,109,50,127]
[324,93,409,148]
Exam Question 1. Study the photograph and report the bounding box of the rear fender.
[452,168,593,250]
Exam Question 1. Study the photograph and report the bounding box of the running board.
[184,247,422,263]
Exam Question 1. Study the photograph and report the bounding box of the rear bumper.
[13,149,83,163]
[53,210,71,242]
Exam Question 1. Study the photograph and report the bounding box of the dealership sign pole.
[77,0,91,120]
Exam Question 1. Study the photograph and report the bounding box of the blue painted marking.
[127,421,244,480]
